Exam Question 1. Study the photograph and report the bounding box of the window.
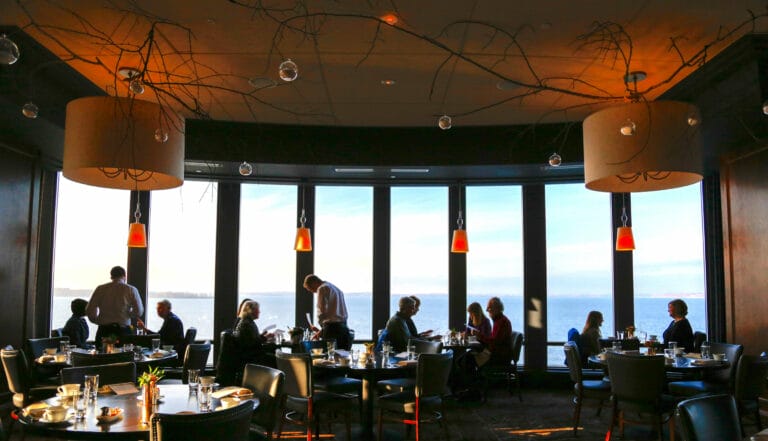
[239,183,297,333]
[631,184,706,338]
[52,174,130,340]
[466,185,524,357]
[545,183,613,365]
[390,187,449,334]
[314,186,373,339]
[147,181,217,340]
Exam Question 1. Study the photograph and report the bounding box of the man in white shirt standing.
[303,274,351,350]
[86,266,144,348]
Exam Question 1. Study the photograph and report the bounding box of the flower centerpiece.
[138,366,164,424]
[625,325,636,339]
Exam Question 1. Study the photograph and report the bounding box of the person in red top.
[478,296,513,365]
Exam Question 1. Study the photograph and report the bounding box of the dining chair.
[275,351,355,441]
[1,348,57,436]
[667,342,743,397]
[377,340,443,395]
[563,341,611,436]
[676,394,742,441]
[149,399,253,441]
[164,342,212,383]
[480,330,524,402]
[377,351,453,441]
[734,354,768,434]
[70,350,134,367]
[241,363,285,440]
[215,330,242,386]
[25,336,68,385]
[606,352,677,441]
[692,332,707,353]
[60,362,137,386]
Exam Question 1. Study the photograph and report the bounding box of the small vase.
[141,381,155,424]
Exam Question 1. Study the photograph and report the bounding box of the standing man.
[303,274,351,350]
[136,299,185,354]
[86,266,144,348]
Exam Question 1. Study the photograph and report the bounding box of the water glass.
[84,374,99,400]
[73,391,87,420]
[60,340,69,354]
[664,348,675,361]
[612,340,622,352]
[187,368,200,393]
[668,341,677,352]
[198,384,213,412]
[701,341,711,359]
[151,338,161,352]
[407,340,416,360]
[326,339,336,361]
[382,341,391,354]
[351,350,360,366]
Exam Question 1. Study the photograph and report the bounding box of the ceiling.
[1,1,767,181]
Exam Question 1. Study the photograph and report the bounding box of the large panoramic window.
[545,183,613,366]
[314,186,373,340]
[631,184,706,339]
[466,186,525,360]
[147,180,217,340]
[390,187,449,335]
[239,183,297,335]
[52,175,130,340]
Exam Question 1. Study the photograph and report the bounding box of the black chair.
[241,363,285,440]
[377,340,443,394]
[163,342,211,383]
[70,350,134,367]
[692,332,707,353]
[481,330,524,402]
[1,348,57,436]
[25,336,68,385]
[377,351,453,441]
[734,354,768,434]
[119,333,162,348]
[606,352,677,441]
[563,341,611,436]
[50,328,63,338]
[216,330,241,386]
[667,342,743,397]
[275,351,355,440]
[60,361,137,386]
[677,394,742,441]
[149,399,253,441]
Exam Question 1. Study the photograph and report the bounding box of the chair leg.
[668,417,675,441]
[377,409,384,441]
[606,401,617,441]
[345,411,351,441]
[573,396,582,437]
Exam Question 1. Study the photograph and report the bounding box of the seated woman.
[464,302,491,339]
[580,310,604,361]
[663,298,694,352]
[234,301,274,367]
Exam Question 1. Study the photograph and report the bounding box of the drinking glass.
[700,341,711,359]
[74,390,87,420]
[84,374,99,400]
[326,339,336,361]
[612,340,622,352]
[664,348,675,360]
[407,340,416,360]
[60,340,69,354]
[198,384,213,412]
[151,338,161,352]
[351,350,359,366]
[187,368,200,393]
[668,341,677,352]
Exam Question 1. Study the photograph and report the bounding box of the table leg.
[360,375,375,439]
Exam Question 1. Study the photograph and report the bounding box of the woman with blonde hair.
[465,302,491,338]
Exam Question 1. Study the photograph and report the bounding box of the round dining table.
[18,384,258,441]
[588,352,730,373]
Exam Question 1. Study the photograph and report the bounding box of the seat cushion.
[377,378,415,394]
[668,380,727,397]
[285,391,357,414]
[378,391,442,414]
[577,379,611,399]
[314,376,362,395]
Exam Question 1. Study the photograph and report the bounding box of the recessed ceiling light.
[380,13,398,25]
[117,67,141,80]
[334,167,374,173]
[381,79,396,86]
[249,77,277,89]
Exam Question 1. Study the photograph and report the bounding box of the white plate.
[96,408,123,423]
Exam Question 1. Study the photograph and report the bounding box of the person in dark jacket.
[62,298,89,347]
[663,298,694,352]
[137,299,185,354]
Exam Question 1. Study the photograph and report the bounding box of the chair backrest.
[184,327,197,345]
[1,348,29,395]
[413,339,442,354]
[50,328,64,338]
[563,341,583,384]
[620,338,640,351]
[242,363,285,434]
[25,336,67,360]
[606,352,665,407]
[704,342,743,388]
[61,362,137,386]
[150,399,253,441]
[182,343,211,383]
[677,394,742,441]
[215,330,241,386]
[70,350,134,367]
[510,331,524,363]
[120,334,162,348]
[692,332,707,353]
[734,354,768,402]
[416,351,453,398]
[275,351,312,398]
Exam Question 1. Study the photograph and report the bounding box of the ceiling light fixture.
[548,153,562,167]
[278,59,299,82]
[0,34,20,65]
[380,79,396,86]
[438,115,452,130]
[294,185,312,252]
[450,186,469,253]
[127,199,147,248]
[118,67,145,94]
[21,102,38,119]
[238,161,253,176]
[615,196,635,251]
[380,13,398,25]
[334,167,374,173]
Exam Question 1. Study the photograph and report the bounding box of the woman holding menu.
[464,302,491,338]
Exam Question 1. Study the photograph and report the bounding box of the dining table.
[588,351,730,373]
[17,384,258,441]
[36,348,178,372]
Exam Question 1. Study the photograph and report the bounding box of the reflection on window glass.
[147,181,217,340]
[52,174,129,341]
[314,186,373,340]
[466,186,524,360]
[239,184,297,334]
[631,184,705,338]
[546,183,613,366]
[390,187,448,335]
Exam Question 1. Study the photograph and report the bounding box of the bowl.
[43,405,68,422]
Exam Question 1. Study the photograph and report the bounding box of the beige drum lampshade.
[583,101,703,192]
[63,96,184,190]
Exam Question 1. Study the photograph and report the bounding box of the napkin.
[109,382,139,395]
[212,386,252,399]
[396,360,418,367]
[394,352,409,359]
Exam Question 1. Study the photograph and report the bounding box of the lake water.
[52,294,704,366]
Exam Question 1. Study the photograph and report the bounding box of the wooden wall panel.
[721,146,768,355]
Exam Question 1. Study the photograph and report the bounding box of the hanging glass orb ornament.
[129,78,145,94]
[620,119,636,136]
[763,99,768,116]
[548,152,562,167]
[278,59,298,82]
[438,115,452,130]
[0,34,20,65]
[154,129,169,143]
[21,102,39,119]
[238,161,253,176]
[687,112,701,127]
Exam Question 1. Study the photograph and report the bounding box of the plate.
[96,408,123,423]
[691,359,723,366]
[38,412,72,425]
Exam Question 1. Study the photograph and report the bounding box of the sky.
[52,175,705,300]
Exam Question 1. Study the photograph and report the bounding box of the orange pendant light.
[451,226,469,253]
[127,200,147,248]
[615,205,635,251]
[294,208,312,252]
